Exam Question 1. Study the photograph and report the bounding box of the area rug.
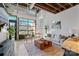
[24,41,64,56]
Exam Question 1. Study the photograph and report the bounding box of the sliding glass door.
[19,18,35,39]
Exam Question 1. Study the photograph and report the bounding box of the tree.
[8,26,15,39]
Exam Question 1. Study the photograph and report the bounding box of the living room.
[0,3,79,56]
[32,3,79,56]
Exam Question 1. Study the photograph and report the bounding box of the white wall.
[36,5,79,38]
[36,10,55,37]
[52,5,79,36]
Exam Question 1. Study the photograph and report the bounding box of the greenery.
[8,26,15,38]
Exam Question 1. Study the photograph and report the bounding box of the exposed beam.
[64,3,71,8]
[35,4,57,14]
[72,3,79,6]
[18,3,79,14]
[19,3,27,7]
[57,3,66,9]
[68,3,73,7]
[45,3,61,12]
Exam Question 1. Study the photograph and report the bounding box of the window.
[19,18,35,37]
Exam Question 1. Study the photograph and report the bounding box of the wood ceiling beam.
[18,3,79,14]
[45,3,61,12]
[68,3,73,7]
[19,3,27,7]
[64,3,71,8]
[72,3,79,6]
[19,3,57,14]
[57,3,66,9]
[35,4,57,14]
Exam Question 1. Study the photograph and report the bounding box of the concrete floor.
[14,40,28,56]
[14,39,64,56]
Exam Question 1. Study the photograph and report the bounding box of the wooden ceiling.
[19,3,79,14]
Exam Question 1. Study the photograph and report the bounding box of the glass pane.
[19,17,35,38]
[19,18,33,26]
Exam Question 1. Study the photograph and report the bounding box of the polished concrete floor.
[14,40,28,56]
[14,39,64,56]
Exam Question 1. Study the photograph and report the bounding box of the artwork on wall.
[52,21,61,29]
[44,25,49,34]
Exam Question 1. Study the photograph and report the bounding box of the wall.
[36,10,55,37]
[36,5,79,39]
[53,5,79,36]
